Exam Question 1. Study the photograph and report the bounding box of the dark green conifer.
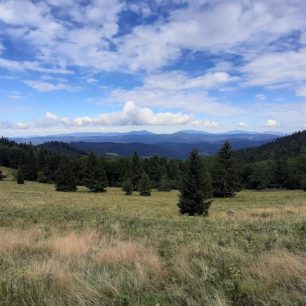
[22,151,38,181]
[17,167,24,184]
[55,158,77,192]
[131,152,142,190]
[178,149,213,216]
[122,178,134,195]
[212,142,239,197]
[158,174,172,192]
[84,153,108,192]
[273,157,289,188]
[138,172,151,196]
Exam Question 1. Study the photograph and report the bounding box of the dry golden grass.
[248,249,306,287]
[0,178,306,305]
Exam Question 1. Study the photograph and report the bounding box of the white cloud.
[296,86,306,97]
[264,119,278,127]
[143,71,234,90]
[242,48,306,87]
[238,122,246,127]
[24,80,78,92]
[0,58,73,74]
[108,86,239,116]
[0,121,30,130]
[35,101,219,128]
[1,0,306,73]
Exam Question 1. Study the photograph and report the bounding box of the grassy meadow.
[0,167,306,305]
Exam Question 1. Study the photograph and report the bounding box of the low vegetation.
[0,170,305,305]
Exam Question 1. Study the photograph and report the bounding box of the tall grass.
[0,175,305,305]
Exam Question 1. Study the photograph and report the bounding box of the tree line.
[0,138,243,215]
[1,131,306,205]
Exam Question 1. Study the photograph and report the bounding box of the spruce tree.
[84,153,108,192]
[131,152,142,190]
[22,151,38,181]
[212,141,239,197]
[17,167,24,184]
[138,172,151,196]
[122,178,134,195]
[55,158,77,192]
[273,157,289,188]
[158,174,172,192]
[202,167,213,200]
[178,149,213,216]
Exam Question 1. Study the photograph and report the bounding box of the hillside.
[235,130,306,162]
[234,130,306,190]
[38,141,86,156]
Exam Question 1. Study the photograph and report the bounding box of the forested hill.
[38,141,86,156]
[234,130,306,190]
[234,130,306,162]
[1,130,306,191]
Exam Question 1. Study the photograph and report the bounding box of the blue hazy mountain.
[13,130,281,145]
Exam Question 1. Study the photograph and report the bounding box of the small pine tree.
[38,169,48,183]
[178,149,213,216]
[273,157,289,188]
[122,178,134,195]
[83,154,108,192]
[55,158,77,192]
[202,167,213,199]
[22,151,38,181]
[158,174,172,192]
[131,152,142,190]
[17,167,24,184]
[301,178,306,191]
[212,141,239,197]
[138,172,151,196]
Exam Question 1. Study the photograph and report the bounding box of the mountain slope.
[38,141,86,156]
[12,130,281,145]
[234,130,306,162]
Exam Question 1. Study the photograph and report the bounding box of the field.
[0,167,306,306]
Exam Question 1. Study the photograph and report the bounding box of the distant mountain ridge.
[69,138,274,159]
[12,130,282,145]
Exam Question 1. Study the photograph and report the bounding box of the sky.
[1,0,306,136]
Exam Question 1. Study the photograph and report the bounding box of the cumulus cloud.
[1,0,306,73]
[264,119,278,127]
[0,121,30,130]
[1,0,306,133]
[238,122,246,128]
[242,48,306,88]
[37,101,218,128]
[104,84,241,117]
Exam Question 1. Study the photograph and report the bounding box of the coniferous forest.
[1,130,306,195]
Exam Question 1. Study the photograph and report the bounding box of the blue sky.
[1,0,306,136]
